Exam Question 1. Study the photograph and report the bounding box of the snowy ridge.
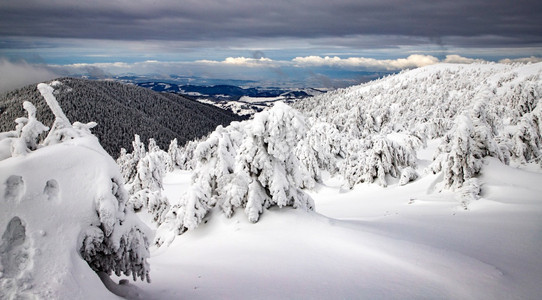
[295,63,541,139]
[293,62,542,194]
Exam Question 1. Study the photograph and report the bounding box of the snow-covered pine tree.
[507,100,542,164]
[224,102,314,222]
[295,121,345,182]
[175,139,200,170]
[80,177,151,282]
[430,114,483,189]
[156,103,315,245]
[342,136,416,188]
[127,138,170,224]
[168,138,182,168]
[159,123,243,235]
[117,135,147,184]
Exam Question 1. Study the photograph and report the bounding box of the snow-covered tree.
[507,101,542,164]
[117,135,147,184]
[168,138,182,168]
[9,101,49,157]
[80,177,150,282]
[295,121,345,182]
[127,138,171,224]
[158,123,243,236]
[157,103,315,244]
[430,115,485,189]
[342,136,416,188]
[225,102,314,222]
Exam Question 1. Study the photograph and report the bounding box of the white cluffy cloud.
[442,55,486,64]
[292,54,440,70]
[498,56,542,64]
[196,57,276,67]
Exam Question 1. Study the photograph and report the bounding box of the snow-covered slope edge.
[0,83,151,299]
[119,63,542,298]
[293,62,542,195]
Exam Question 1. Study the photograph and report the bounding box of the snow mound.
[0,83,151,299]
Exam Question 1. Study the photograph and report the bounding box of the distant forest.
[0,78,245,157]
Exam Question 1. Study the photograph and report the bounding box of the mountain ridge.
[0,78,245,157]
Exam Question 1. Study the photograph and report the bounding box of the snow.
[124,136,542,299]
[238,95,285,103]
[2,63,542,299]
[125,158,541,299]
[0,136,135,299]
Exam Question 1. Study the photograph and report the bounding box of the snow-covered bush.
[399,166,418,186]
[117,134,146,184]
[430,114,493,189]
[156,103,314,245]
[0,101,49,159]
[295,121,345,182]
[121,137,171,225]
[457,178,481,209]
[0,82,151,298]
[342,136,416,188]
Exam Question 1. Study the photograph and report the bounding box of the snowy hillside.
[1,62,541,299]
[293,62,541,193]
[115,62,542,299]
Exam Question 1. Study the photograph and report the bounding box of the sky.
[1,0,541,91]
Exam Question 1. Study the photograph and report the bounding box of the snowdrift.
[0,83,151,299]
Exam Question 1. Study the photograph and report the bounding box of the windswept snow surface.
[122,62,542,299]
[129,159,542,299]
[0,136,135,299]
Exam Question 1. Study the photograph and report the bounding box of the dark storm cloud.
[1,0,541,48]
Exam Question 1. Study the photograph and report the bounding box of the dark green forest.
[0,78,245,157]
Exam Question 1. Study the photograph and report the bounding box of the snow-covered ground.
[2,62,541,299]
[128,145,542,299]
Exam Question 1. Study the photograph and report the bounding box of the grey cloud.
[0,59,59,94]
[252,51,266,59]
[1,0,541,48]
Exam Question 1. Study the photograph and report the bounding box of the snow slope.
[2,62,542,299]
[130,145,542,299]
[0,136,141,299]
[125,62,542,299]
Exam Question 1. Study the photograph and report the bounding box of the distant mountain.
[0,78,245,157]
[135,82,328,116]
[136,82,323,101]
